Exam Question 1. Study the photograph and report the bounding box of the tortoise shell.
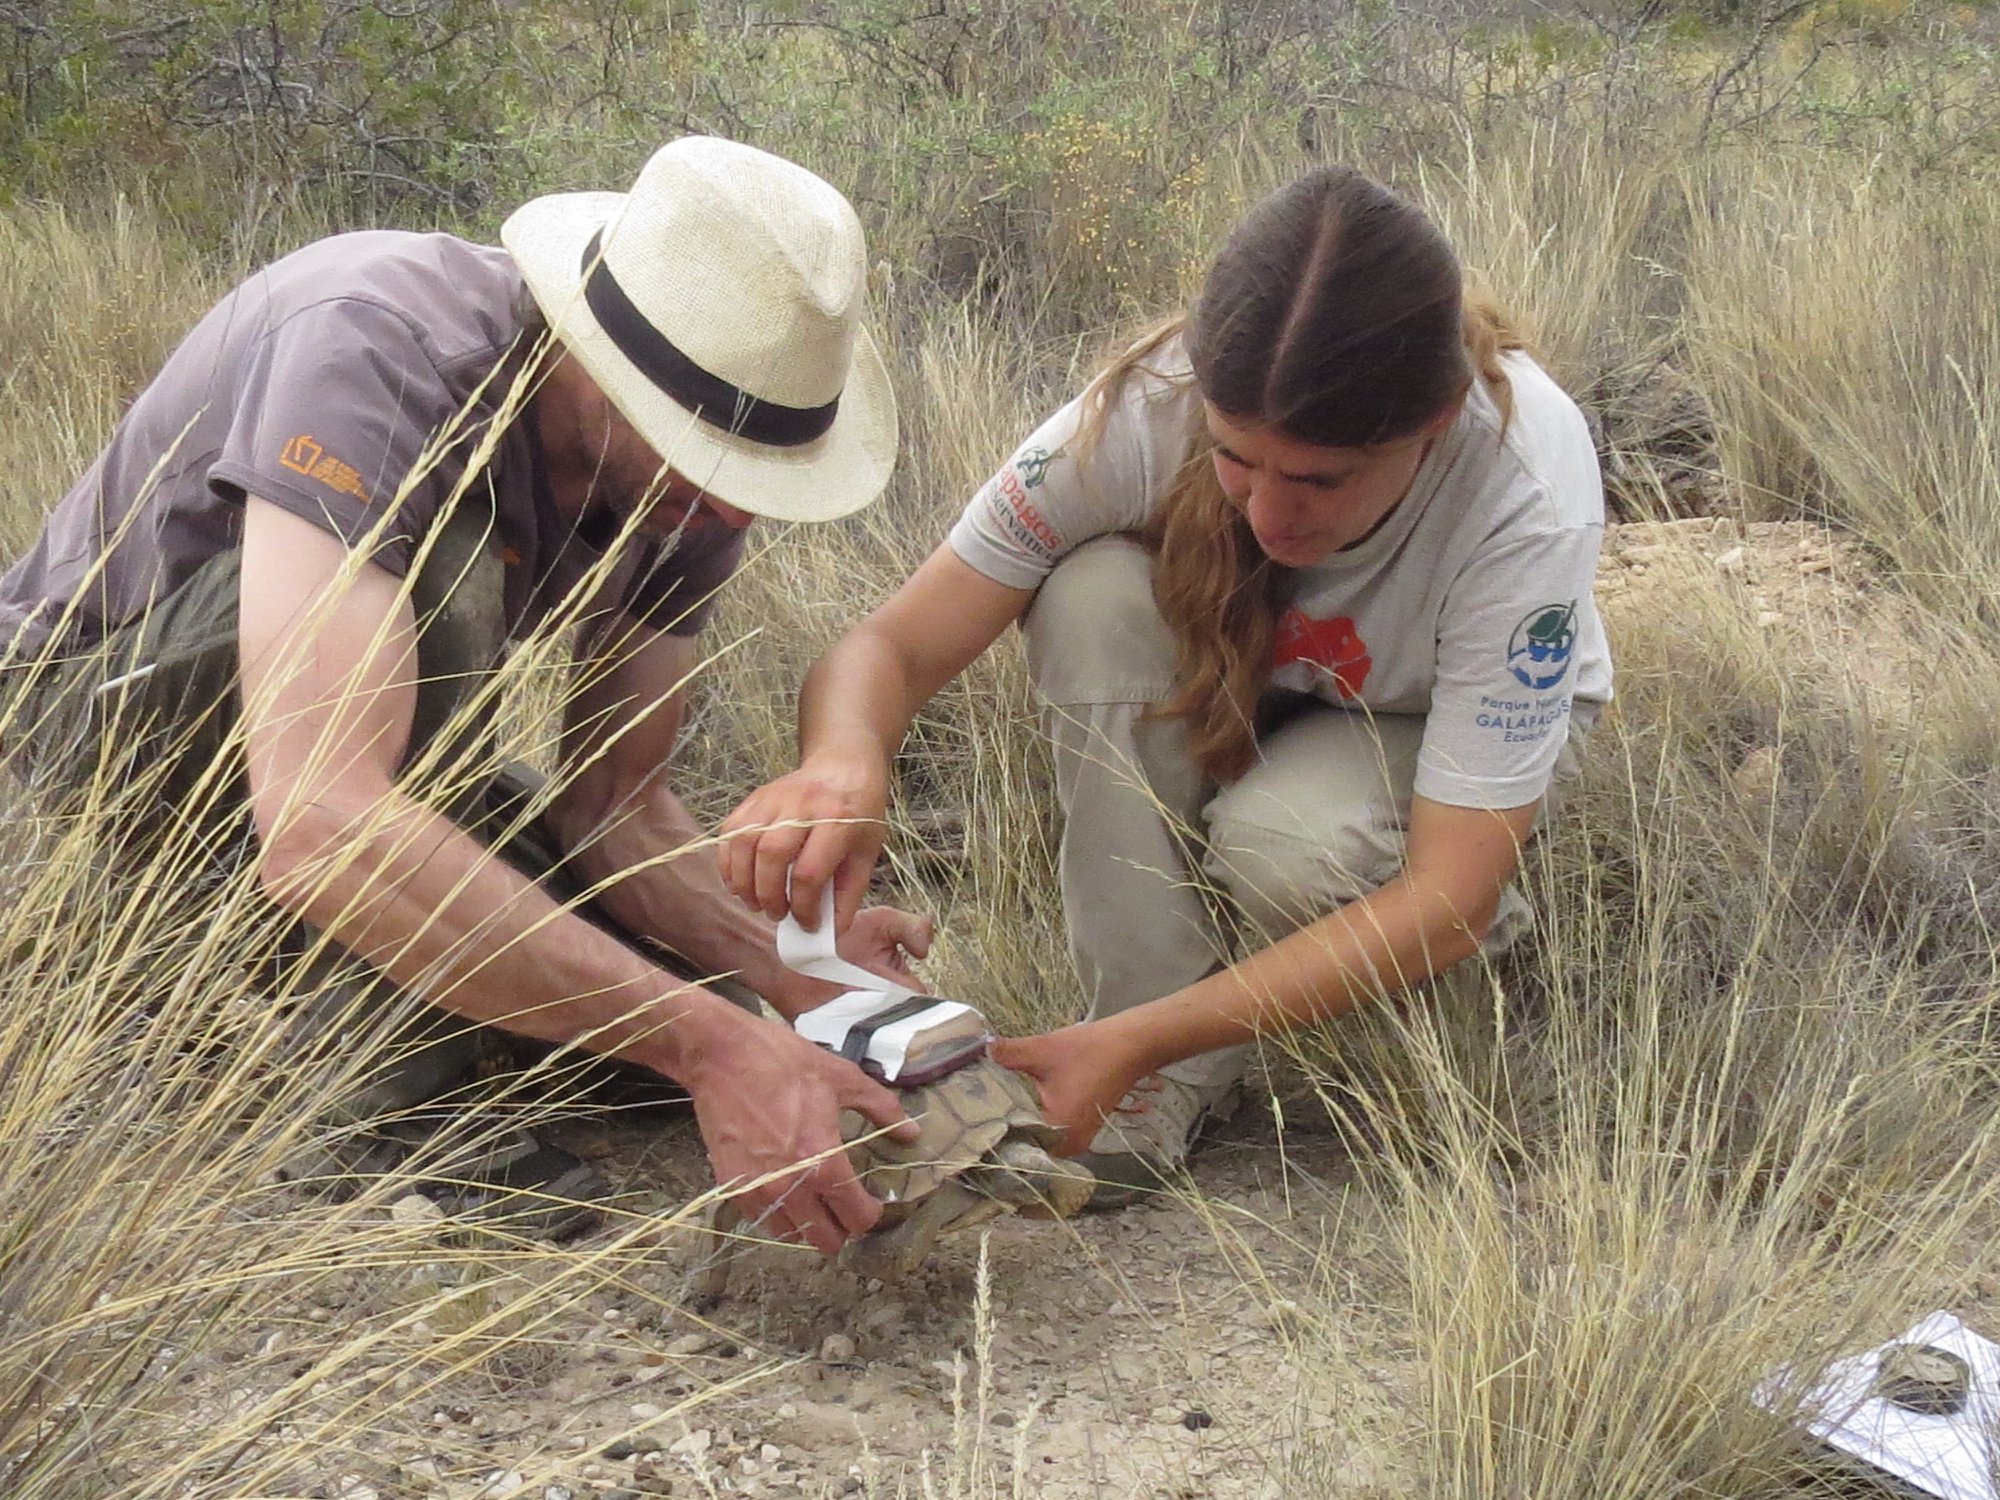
[840,1057,1061,1213]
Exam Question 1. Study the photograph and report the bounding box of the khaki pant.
[1022,536,1580,1091]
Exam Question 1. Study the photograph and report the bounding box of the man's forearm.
[259,782,749,1081]
[547,773,835,1019]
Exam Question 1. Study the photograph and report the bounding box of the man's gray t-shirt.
[949,338,1612,810]
[0,230,744,655]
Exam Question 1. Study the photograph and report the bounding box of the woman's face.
[1204,402,1449,567]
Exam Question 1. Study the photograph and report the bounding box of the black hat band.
[580,228,840,448]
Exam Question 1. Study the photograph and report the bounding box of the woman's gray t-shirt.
[0,230,743,654]
[948,340,1612,810]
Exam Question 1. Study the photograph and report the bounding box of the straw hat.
[502,137,897,522]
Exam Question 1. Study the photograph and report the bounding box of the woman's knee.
[1199,709,1420,938]
[1023,535,1179,705]
[1202,794,1403,938]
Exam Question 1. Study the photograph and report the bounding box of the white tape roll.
[775,884,918,1002]
[777,885,974,1083]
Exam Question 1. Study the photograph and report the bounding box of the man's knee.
[1023,535,1179,705]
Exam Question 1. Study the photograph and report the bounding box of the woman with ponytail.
[720,165,1611,1203]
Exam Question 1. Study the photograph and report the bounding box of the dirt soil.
[245,1101,1400,1500]
[213,520,1890,1500]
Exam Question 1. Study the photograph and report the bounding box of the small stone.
[1732,746,1784,808]
[1261,1298,1303,1332]
[992,1411,1016,1428]
[760,1444,781,1463]
[1181,1408,1215,1431]
[630,1402,664,1422]
[819,1334,857,1365]
[603,1439,640,1460]
[668,1427,713,1459]
[334,1480,379,1500]
[665,1331,713,1357]
[544,1488,575,1500]
[776,1403,797,1420]
[1713,545,1746,575]
[1108,1352,1147,1384]
[390,1192,445,1225]
[480,1473,526,1499]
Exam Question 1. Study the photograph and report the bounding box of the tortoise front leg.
[688,1197,746,1310]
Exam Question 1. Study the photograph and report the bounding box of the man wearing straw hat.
[0,137,926,1253]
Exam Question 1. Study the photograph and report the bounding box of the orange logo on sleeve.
[278,434,371,503]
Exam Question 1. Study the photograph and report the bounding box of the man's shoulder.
[247,232,529,377]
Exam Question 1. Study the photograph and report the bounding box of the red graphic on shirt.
[1271,608,1372,697]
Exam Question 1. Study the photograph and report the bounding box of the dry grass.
[4,10,2000,1496]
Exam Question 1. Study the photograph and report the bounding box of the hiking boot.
[1075,1072,1245,1211]
[277,1119,610,1243]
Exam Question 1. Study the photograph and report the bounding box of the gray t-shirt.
[949,339,1612,810]
[0,230,744,655]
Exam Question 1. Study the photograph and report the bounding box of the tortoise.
[693,1053,1094,1298]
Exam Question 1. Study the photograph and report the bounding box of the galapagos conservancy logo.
[1506,602,1578,690]
[1014,445,1054,488]
[988,444,1063,558]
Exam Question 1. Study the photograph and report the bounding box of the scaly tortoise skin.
[695,1055,1094,1297]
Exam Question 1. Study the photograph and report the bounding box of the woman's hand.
[719,751,891,931]
[992,1022,1153,1157]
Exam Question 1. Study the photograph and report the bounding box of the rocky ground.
[171,520,1891,1500]
[229,1097,1402,1500]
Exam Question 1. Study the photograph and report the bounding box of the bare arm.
[237,498,913,1252]
[993,794,1543,1153]
[544,617,930,1020]
[718,543,1037,930]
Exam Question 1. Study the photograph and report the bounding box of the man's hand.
[991,1022,1153,1157]
[682,1008,921,1255]
[838,905,934,988]
[718,751,891,932]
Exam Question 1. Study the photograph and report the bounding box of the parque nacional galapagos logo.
[1506,601,1578,690]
